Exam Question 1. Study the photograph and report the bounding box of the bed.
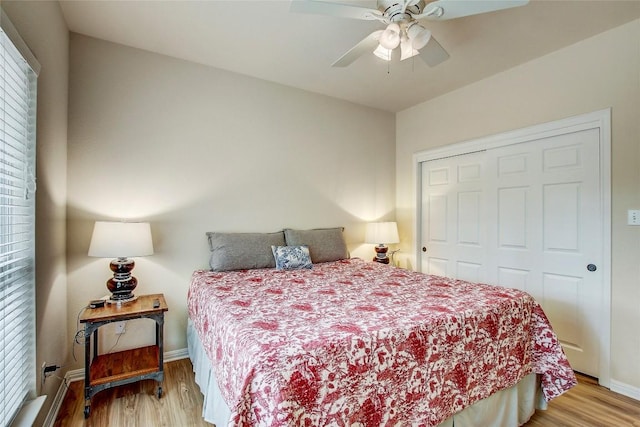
[187,229,576,426]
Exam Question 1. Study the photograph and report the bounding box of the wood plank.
[90,346,159,386]
[55,360,640,426]
[80,294,168,323]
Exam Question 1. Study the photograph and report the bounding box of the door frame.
[413,109,611,387]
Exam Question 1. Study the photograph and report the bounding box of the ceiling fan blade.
[415,0,528,21]
[332,30,384,67]
[290,0,383,21]
[418,36,450,67]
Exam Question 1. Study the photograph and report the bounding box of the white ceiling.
[58,0,640,112]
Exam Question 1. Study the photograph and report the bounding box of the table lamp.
[365,221,399,264]
[88,221,154,302]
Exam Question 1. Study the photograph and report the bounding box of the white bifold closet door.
[420,128,602,377]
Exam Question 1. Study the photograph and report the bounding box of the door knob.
[422,247,427,252]
[587,264,597,272]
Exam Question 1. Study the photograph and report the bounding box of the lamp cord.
[72,303,124,362]
[389,249,400,267]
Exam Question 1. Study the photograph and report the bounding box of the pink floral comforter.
[188,258,576,427]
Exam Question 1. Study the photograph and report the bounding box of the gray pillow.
[283,228,349,263]
[206,231,285,271]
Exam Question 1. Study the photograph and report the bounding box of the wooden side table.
[79,293,168,418]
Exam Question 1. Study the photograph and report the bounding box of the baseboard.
[610,379,640,401]
[41,378,67,427]
[165,347,189,362]
[43,348,190,427]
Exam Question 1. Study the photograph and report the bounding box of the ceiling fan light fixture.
[406,21,432,50]
[400,37,419,61]
[294,0,530,68]
[373,43,393,61]
[379,23,401,49]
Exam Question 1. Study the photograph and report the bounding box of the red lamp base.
[373,245,390,264]
[106,257,138,301]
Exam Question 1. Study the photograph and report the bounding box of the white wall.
[2,1,69,425]
[66,34,396,364]
[396,20,640,390]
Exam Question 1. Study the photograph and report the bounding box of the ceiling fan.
[290,0,529,67]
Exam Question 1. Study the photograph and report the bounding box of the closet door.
[419,128,602,377]
[420,151,487,283]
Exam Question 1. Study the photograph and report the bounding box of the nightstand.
[79,293,168,418]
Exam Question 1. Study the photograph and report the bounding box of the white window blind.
[0,19,38,427]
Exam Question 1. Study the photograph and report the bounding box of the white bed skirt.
[187,320,547,427]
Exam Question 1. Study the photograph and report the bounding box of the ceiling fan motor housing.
[378,0,424,23]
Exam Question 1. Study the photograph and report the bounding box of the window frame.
[0,8,40,427]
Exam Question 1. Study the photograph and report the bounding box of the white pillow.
[271,245,313,270]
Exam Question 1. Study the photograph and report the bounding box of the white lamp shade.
[373,44,393,61]
[407,22,432,50]
[365,222,400,245]
[400,37,419,61]
[88,221,154,258]
[379,23,401,50]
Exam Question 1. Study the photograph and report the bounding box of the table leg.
[92,329,98,361]
[84,324,91,418]
[157,315,164,398]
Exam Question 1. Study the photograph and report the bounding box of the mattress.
[187,258,575,426]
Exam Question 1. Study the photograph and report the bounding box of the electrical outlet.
[114,321,126,334]
[41,362,47,384]
[41,362,58,387]
[628,210,640,225]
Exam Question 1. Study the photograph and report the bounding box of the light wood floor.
[55,359,640,426]
[54,358,212,427]
[525,374,640,426]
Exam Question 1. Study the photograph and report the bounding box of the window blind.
[0,22,38,427]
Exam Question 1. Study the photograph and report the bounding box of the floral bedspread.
[187,258,576,427]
